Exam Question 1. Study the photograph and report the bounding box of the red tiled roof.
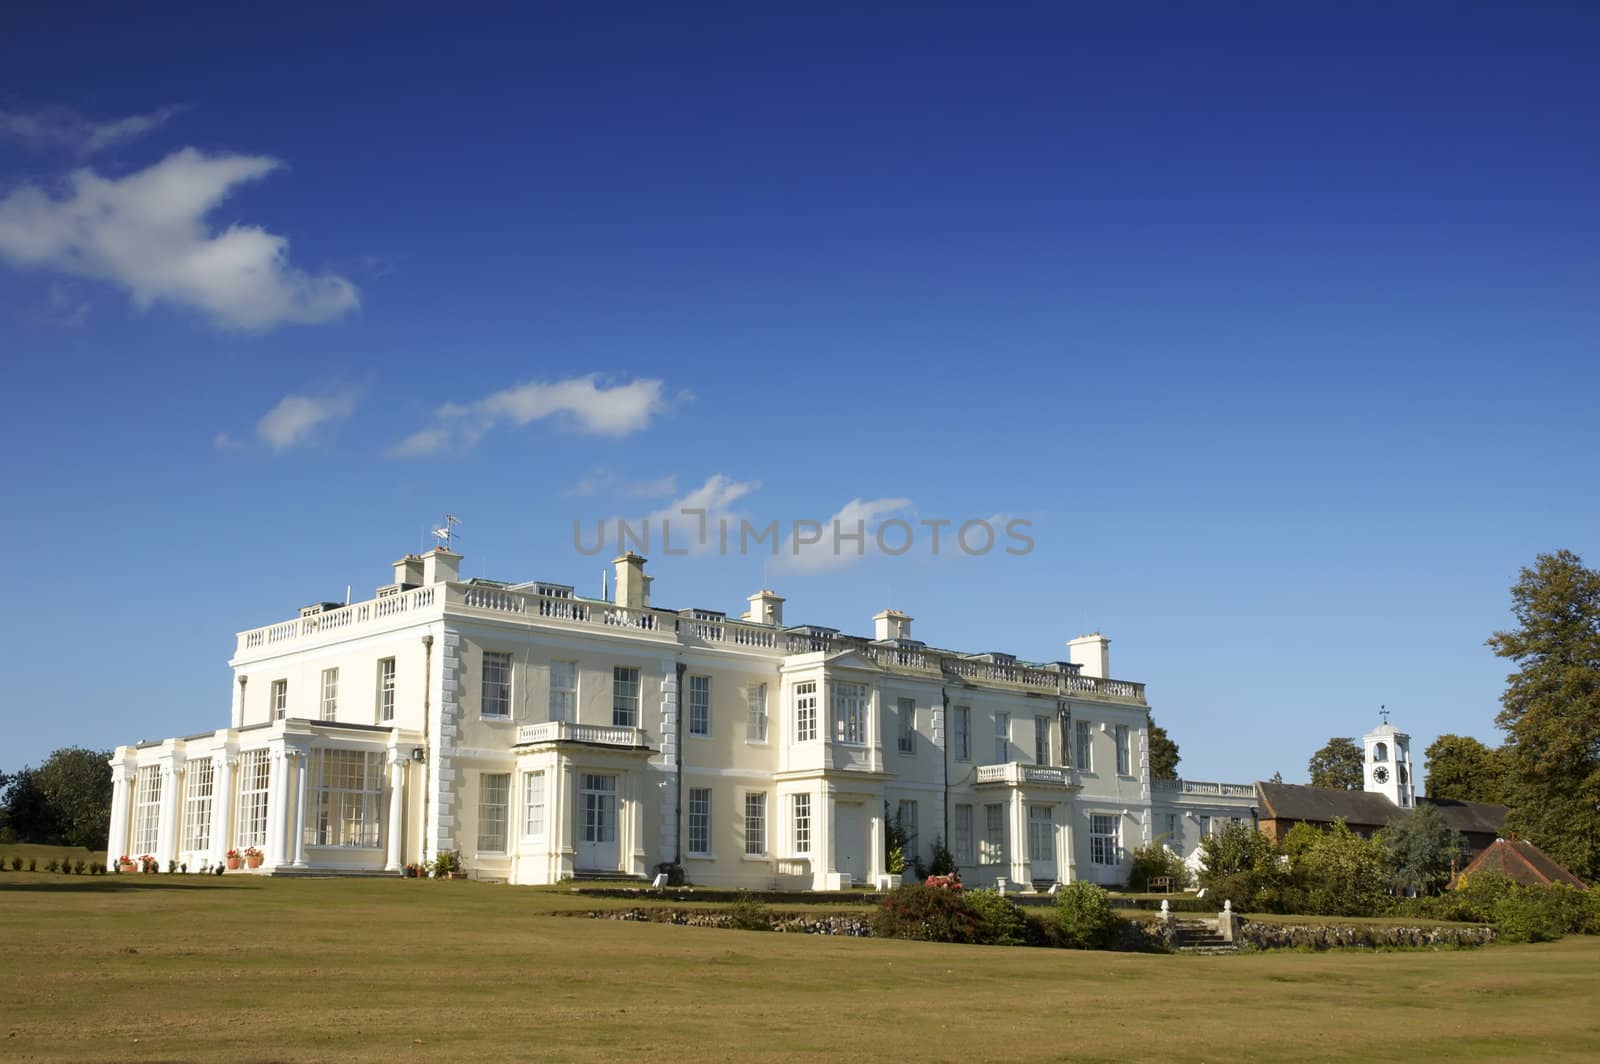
[1457,838,1588,889]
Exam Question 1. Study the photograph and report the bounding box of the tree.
[1378,803,1463,896]
[1298,821,1390,916]
[1268,771,1284,784]
[1488,550,1600,883]
[1307,737,1364,790]
[1424,734,1509,805]
[0,767,54,844]
[1146,713,1180,780]
[33,747,113,849]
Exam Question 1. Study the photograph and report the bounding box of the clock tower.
[1362,717,1415,809]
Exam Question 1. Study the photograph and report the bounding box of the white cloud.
[0,148,359,331]
[564,468,679,498]
[0,104,186,157]
[392,374,679,455]
[644,474,762,555]
[778,496,916,572]
[257,391,359,450]
[213,431,241,450]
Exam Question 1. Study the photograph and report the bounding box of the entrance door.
[578,774,620,870]
[1028,804,1057,883]
[836,802,865,882]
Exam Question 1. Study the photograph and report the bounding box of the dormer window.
[1374,742,1388,762]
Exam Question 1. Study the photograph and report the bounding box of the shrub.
[1298,822,1390,917]
[75,860,88,874]
[45,859,59,873]
[27,859,36,872]
[10,856,20,871]
[869,884,980,943]
[431,850,460,877]
[1129,840,1190,892]
[1494,890,1567,943]
[1052,882,1123,950]
[727,890,773,932]
[965,888,1029,945]
[927,836,957,877]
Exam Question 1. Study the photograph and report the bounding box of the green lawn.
[3,863,1598,1062]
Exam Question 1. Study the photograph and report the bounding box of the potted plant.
[243,846,264,869]
[432,850,465,879]
[225,848,243,871]
[139,854,157,874]
[117,855,137,874]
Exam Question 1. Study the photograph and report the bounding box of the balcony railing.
[974,762,1074,788]
[1151,778,1255,798]
[514,721,647,749]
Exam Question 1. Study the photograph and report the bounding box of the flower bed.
[579,908,872,936]
[1239,920,1496,950]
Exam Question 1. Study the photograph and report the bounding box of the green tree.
[1489,550,1600,883]
[1299,821,1390,916]
[1146,713,1180,780]
[1423,733,1508,804]
[0,767,55,844]
[1307,737,1364,790]
[1378,803,1463,896]
[34,748,113,848]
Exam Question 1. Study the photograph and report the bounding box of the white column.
[869,807,885,885]
[209,755,235,866]
[155,762,183,870]
[1009,789,1030,886]
[290,749,309,867]
[817,782,834,889]
[106,765,132,869]
[386,751,407,871]
[267,749,289,867]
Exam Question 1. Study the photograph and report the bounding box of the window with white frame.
[181,759,214,852]
[744,792,766,856]
[549,661,576,722]
[477,772,510,853]
[794,681,817,742]
[377,658,396,723]
[792,793,811,854]
[1199,814,1212,836]
[1166,813,1179,843]
[897,799,918,861]
[523,770,546,838]
[746,684,768,742]
[612,666,640,727]
[981,803,1004,865]
[1074,719,1092,772]
[897,698,916,754]
[688,675,711,737]
[132,766,162,854]
[688,787,712,856]
[953,803,973,864]
[271,679,287,721]
[482,652,512,719]
[832,683,867,744]
[307,749,383,848]
[1034,715,1051,765]
[994,712,1010,763]
[320,667,339,721]
[1115,724,1131,775]
[953,705,971,761]
[1028,805,1053,862]
[1090,813,1120,866]
[236,749,270,849]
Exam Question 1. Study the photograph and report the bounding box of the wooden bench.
[1147,875,1174,894]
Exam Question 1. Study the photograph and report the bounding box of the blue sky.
[2,3,1596,784]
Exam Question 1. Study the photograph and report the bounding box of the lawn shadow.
[0,877,264,894]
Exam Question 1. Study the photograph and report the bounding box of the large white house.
[106,544,1255,889]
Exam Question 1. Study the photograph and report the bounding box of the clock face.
[1373,766,1390,784]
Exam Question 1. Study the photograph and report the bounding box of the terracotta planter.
[448,871,468,880]
[118,862,137,874]
[245,855,264,869]
[226,856,243,870]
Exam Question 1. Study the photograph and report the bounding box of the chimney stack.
[392,554,425,588]
[421,547,461,585]
[873,609,913,641]
[613,552,648,609]
[743,589,785,627]
[1067,633,1111,679]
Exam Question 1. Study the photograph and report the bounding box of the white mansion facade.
[106,545,1256,889]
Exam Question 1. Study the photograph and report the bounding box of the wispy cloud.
[257,390,359,450]
[564,468,680,498]
[778,496,916,572]
[0,104,186,157]
[390,374,682,456]
[645,474,762,554]
[0,148,359,331]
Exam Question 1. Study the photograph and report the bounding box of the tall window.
[1028,805,1053,862]
[953,705,971,761]
[1199,815,1212,836]
[132,766,162,854]
[1091,813,1120,866]
[832,683,867,745]
[792,793,811,854]
[953,804,973,864]
[688,787,712,856]
[1074,719,1092,772]
[794,681,818,742]
[523,770,546,838]
[377,658,396,723]
[482,652,512,718]
[897,799,918,861]
[981,803,1004,865]
[236,749,270,850]
[1115,724,1130,775]
[1034,715,1051,765]
[307,749,384,848]
[746,684,768,742]
[477,772,510,853]
[688,676,711,737]
[1166,812,1179,842]
[320,667,339,721]
[549,662,577,721]
[181,760,214,853]
[612,666,640,727]
[271,679,287,721]
[745,792,767,856]
[994,712,1010,764]
[897,698,916,754]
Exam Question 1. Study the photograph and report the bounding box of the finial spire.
[1379,704,1390,726]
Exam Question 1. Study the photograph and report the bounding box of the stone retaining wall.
[1238,921,1496,950]
[582,908,872,936]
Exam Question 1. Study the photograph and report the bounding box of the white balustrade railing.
[1151,778,1255,798]
[515,721,646,748]
[974,762,1074,787]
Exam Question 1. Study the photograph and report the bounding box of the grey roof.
[1418,797,1508,836]
[1256,782,1507,836]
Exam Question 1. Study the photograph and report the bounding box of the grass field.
[3,856,1598,1062]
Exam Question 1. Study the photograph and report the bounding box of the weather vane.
[1379,704,1389,726]
[432,514,461,552]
